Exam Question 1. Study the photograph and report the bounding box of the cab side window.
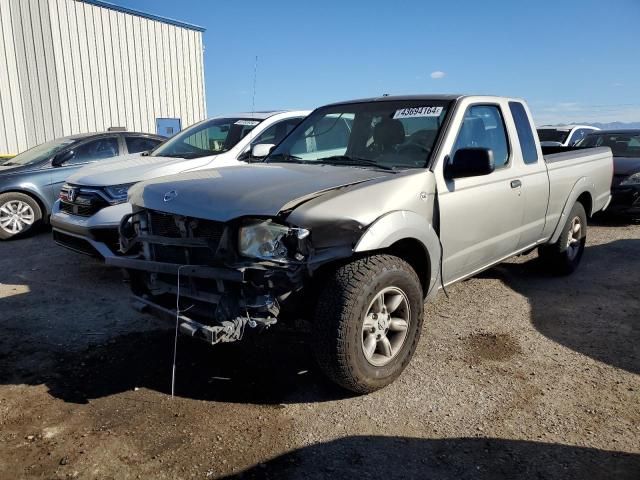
[70,137,119,164]
[452,105,509,168]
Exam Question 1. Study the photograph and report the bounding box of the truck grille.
[145,210,225,265]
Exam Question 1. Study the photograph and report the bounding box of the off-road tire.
[312,254,424,394]
[0,192,42,240]
[538,202,587,275]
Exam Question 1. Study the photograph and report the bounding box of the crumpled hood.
[128,163,392,222]
[613,156,640,176]
[67,153,213,187]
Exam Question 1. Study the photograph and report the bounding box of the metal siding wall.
[0,0,28,153]
[0,0,205,155]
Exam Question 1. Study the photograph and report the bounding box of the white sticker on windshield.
[393,106,443,119]
[234,120,260,126]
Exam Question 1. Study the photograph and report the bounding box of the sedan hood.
[128,163,392,222]
[613,156,640,176]
[67,154,214,187]
[0,161,48,176]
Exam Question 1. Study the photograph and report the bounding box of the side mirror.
[251,143,275,159]
[52,150,75,167]
[445,148,495,179]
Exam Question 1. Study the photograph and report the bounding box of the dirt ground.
[0,220,638,479]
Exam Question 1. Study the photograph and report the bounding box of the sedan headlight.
[620,172,640,186]
[103,183,135,204]
[238,219,309,262]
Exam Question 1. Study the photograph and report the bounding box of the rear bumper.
[50,200,132,258]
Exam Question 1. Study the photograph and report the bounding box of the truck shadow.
[0,232,343,405]
[483,239,639,374]
[217,435,640,480]
[0,325,343,405]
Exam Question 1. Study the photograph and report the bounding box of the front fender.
[549,177,595,244]
[354,210,441,300]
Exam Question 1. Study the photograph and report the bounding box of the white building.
[0,0,206,156]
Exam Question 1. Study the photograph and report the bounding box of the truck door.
[436,103,525,283]
[508,101,549,250]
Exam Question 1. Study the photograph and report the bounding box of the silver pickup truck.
[108,95,612,394]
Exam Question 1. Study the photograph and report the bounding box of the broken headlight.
[238,219,309,262]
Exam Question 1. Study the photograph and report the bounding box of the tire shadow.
[218,435,640,480]
[484,239,640,374]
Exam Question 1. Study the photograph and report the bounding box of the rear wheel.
[0,192,42,240]
[312,254,424,394]
[539,202,587,275]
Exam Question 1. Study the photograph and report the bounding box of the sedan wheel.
[0,192,42,240]
[0,200,35,235]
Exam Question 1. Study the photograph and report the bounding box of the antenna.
[251,55,258,116]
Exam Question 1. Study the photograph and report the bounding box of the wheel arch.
[353,210,441,300]
[0,188,49,222]
[549,179,594,244]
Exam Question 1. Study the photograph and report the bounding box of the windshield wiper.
[315,155,394,171]
[267,153,304,163]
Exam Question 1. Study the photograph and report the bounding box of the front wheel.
[538,202,587,275]
[311,254,424,394]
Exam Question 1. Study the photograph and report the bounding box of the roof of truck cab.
[324,94,465,107]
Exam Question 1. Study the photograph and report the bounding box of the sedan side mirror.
[251,143,275,159]
[445,148,495,179]
[52,150,75,167]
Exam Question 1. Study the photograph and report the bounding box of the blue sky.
[118,0,639,125]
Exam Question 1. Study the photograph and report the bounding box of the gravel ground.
[0,220,638,479]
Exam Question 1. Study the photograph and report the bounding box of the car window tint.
[251,118,304,146]
[70,137,119,164]
[508,101,539,164]
[452,105,510,168]
[126,136,162,153]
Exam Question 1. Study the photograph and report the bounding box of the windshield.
[578,132,640,157]
[0,137,78,167]
[266,101,451,170]
[150,117,264,159]
[537,128,571,143]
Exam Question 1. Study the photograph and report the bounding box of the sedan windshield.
[537,128,571,143]
[266,101,451,170]
[150,117,263,159]
[0,137,77,167]
[578,133,640,158]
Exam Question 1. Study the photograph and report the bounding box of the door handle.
[510,179,522,189]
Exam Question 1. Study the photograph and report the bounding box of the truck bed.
[542,146,612,239]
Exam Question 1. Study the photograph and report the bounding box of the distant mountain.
[581,121,640,130]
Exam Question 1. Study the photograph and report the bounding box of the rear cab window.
[509,101,539,164]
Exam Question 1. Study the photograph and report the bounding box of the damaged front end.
[107,208,314,345]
